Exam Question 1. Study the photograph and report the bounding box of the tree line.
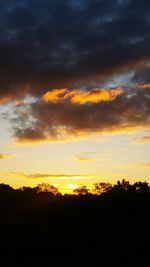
[0,179,149,196]
[0,179,150,266]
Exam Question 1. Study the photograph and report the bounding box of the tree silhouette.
[93,182,112,195]
[109,179,133,194]
[20,186,37,194]
[134,181,150,194]
[35,183,60,195]
[0,179,150,266]
[73,185,90,195]
[0,183,14,193]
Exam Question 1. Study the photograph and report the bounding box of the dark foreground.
[0,181,150,266]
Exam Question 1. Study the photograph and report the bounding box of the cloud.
[5,172,92,180]
[131,135,150,144]
[139,163,150,168]
[7,85,150,143]
[137,84,150,89]
[1,1,150,144]
[0,0,150,101]
[131,66,150,84]
[74,155,97,162]
[116,162,150,169]
[114,147,129,152]
[0,153,16,159]
[43,87,123,104]
[26,173,85,179]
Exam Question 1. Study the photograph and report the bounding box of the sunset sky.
[0,0,150,193]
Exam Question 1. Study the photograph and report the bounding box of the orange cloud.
[137,83,150,89]
[42,87,123,104]
[43,88,67,102]
[71,87,123,104]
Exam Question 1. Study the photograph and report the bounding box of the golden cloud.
[74,155,97,162]
[6,172,93,180]
[139,163,150,168]
[42,87,123,104]
[131,135,150,144]
[0,153,16,160]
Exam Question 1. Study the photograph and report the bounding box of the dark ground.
[0,182,150,266]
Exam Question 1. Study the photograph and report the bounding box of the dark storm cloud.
[0,0,150,101]
[10,86,150,142]
[131,65,150,84]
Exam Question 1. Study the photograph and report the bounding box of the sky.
[0,0,150,193]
